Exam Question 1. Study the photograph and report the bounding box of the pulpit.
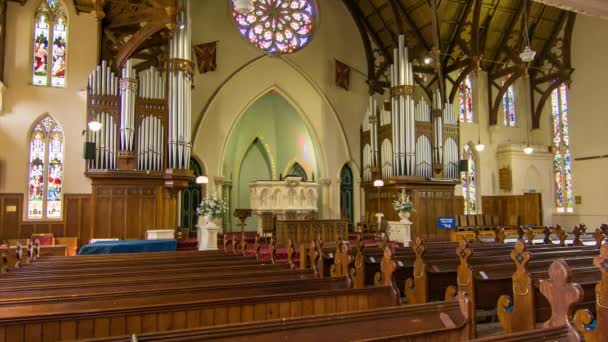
[249,177,320,235]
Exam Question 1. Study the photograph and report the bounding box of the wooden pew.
[77,258,588,342]
[0,279,398,341]
[573,243,608,342]
[496,241,601,334]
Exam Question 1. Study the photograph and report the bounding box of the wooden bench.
[496,240,603,333]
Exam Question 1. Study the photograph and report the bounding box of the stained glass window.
[27,115,64,220]
[461,145,477,214]
[551,83,574,213]
[459,75,473,123]
[503,85,516,127]
[32,0,67,87]
[232,0,316,54]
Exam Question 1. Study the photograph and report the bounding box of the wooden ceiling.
[9,0,576,127]
[343,0,576,127]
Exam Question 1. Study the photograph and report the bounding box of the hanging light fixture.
[519,0,536,63]
[88,120,102,131]
[523,144,534,155]
[234,0,255,15]
[475,140,486,152]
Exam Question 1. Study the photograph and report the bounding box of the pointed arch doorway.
[340,164,354,225]
[180,158,204,236]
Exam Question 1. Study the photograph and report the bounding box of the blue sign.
[437,216,456,230]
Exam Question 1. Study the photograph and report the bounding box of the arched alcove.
[222,91,320,231]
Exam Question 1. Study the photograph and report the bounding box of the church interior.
[0,0,607,340]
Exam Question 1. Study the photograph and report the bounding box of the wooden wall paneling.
[0,194,21,241]
[126,187,142,239]
[64,194,93,246]
[141,193,157,237]
[94,187,112,239]
[111,187,127,239]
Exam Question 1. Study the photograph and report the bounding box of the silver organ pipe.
[415,135,432,179]
[167,0,193,170]
[381,139,393,179]
[87,61,118,170]
[137,67,166,171]
[363,144,372,182]
[443,137,458,179]
[367,96,379,169]
[432,89,444,167]
[120,60,137,152]
[390,35,416,176]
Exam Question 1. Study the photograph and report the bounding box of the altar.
[250,177,320,235]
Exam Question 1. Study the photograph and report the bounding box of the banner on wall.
[335,59,351,91]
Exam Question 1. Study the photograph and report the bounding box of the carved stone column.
[319,179,331,219]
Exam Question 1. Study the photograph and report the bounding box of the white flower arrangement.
[197,194,227,219]
[393,190,415,213]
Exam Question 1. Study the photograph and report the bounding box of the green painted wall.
[223,92,319,231]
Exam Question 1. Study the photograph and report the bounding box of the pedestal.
[387,221,412,246]
[197,216,220,251]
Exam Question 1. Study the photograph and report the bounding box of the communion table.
[250,177,320,235]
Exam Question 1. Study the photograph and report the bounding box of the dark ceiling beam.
[388,0,406,34]
[367,1,399,47]
[471,0,482,57]
[342,0,389,94]
[392,0,430,51]
[479,0,501,55]
[442,0,474,67]
[531,10,568,74]
[489,0,523,75]
[488,67,525,125]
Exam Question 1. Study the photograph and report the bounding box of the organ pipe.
[120,60,137,152]
[137,67,166,171]
[167,0,193,170]
[390,35,416,176]
[432,88,444,167]
[86,61,118,170]
[367,96,379,169]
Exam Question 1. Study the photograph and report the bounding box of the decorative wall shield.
[193,41,217,74]
[335,59,351,91]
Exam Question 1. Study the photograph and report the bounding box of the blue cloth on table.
[78,239,177,255]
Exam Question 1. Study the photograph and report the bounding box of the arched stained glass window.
[551,83,574,213]
[33,0,67,87]
[231,0,317,54]
[461,145,477,215]
[459,75,473,123]
[503,85,516,127]
[28,115,64,219]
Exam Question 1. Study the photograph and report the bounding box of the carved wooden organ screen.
[86,60,168,172]
[360,36,460,181]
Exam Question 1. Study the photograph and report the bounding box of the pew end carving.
[497,240,535,334]
[540,259,584,341]
[405,236,428,304]
[573,243,608,342]
[456,238,475,338]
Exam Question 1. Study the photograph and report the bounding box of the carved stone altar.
[250,177,319,235]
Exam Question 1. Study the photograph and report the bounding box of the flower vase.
[399,211,411,223]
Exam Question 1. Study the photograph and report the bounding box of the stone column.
[319,179,331,219]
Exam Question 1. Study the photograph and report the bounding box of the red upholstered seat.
[31,234,54,246]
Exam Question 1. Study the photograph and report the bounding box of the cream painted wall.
[0,1,98,208]
[560,15,608,227]
[190,1,367,221]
